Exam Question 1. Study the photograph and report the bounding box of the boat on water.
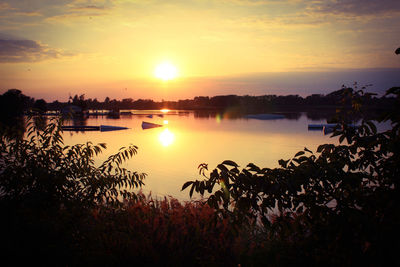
[308,123,338,130]
[308,123,358,131]
[61,125,129,132]
[99,125,129,132]
[142,121,162,130]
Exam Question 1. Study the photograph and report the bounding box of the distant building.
[61,105,82,116]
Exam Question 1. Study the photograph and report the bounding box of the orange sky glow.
[0,0,399,101]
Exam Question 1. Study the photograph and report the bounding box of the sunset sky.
[0,0,399,101]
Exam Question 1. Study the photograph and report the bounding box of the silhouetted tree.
[0,89,32,138]
[33,99,47,113]
[0,89,32,117]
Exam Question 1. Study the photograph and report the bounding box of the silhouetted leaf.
[217,164,229,172]
[294,151,305,157]
[189,184,195,198]
[304,147,312,153]
[181,181,193,191]
[221,160,238,167]
[317,144,326,153]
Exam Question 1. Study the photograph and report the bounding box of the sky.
[0,0,399,101]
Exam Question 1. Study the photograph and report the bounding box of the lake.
[62,110,338,201]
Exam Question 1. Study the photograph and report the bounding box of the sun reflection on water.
[159,128,175,147]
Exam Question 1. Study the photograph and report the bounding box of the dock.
[61,125,129,132]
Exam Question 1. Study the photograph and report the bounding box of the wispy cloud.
[0,0,112,23]
[68,0,113,11]
[0,35,73,62]
[71,5,107,10]
[311,0,400,16]
[0,2,15,11]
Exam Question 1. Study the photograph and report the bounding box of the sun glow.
[154,62,178,81]
[159,128,175,147]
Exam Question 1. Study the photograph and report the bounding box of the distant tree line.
[0,86,396,117]
[48,87,397,112]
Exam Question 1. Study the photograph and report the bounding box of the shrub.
[183,87,400,265]
[0,116,146,265]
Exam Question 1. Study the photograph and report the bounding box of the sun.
[154,62,178,81]
[159,128,175,147]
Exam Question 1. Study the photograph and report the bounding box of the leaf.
[221,160,238,167]
[384,86,400,96]
[304,147,312,153]
[189,184,195,198]
[181,181,193,191]
[217,163,229,172]
[278,159,289,168]
[198,163,208,175]
[294,151,305,157]
[199,182,205,195]
[366,121,377,134]
[247,163,260,172]
[317,144,326,153]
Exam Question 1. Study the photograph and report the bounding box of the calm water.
[62,111,336,200]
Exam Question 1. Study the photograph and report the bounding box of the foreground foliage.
[0,117,249,266]
[183,87,400,265]
[0,117,146,207]
[81,193,245,266]
[1,87,399,266]
[0,117,146,265]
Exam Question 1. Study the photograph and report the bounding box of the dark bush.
[183,87,400,266]
[0,117,146,265]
